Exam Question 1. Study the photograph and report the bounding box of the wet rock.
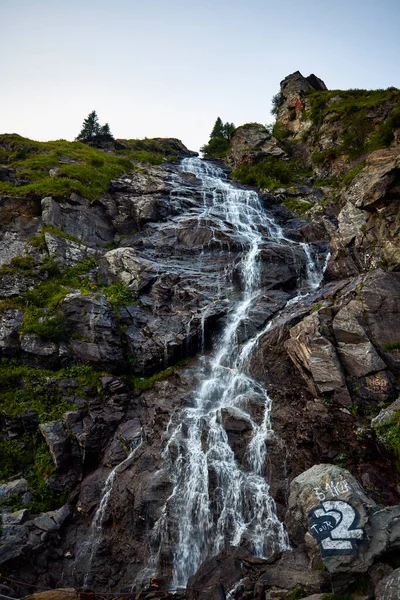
[221,407,254,464]
[258,548,330,594]
[187,548,246,600]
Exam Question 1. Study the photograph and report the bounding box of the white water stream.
[142,157,328,588]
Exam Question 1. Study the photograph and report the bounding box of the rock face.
[227,123,286,167]
[327,148,400,278]
[1,102,400,600]
[277,71,327,137]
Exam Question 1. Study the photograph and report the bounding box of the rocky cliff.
[0,73,400,600]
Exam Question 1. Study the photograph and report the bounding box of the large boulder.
[286,464,400,589]
[227,124,286,167]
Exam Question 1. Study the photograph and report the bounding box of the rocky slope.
[0,73,400,600]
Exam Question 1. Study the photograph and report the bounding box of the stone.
[375,567,400,600]
[24,590,79,600]
[0,510,30,565]
[285,312,346,395]
[99,247,157,293]
[62,292,124,371]
[41,193,113,247]
[0,308,23,355]
[337,341,387,378]
[286,464,400,587]
[0,478,28,501]
[33,513,59,532]
[21,333,58,358]
[372,396,400,427]
[40,420,71,470]
[258,549,330,594]
[227,124,286,168]
[44,232,97,267]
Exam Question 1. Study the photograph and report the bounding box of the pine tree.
[76,110,101,141]
[223,122,236,140]
[99,122,114,141]
[210,117,225,139]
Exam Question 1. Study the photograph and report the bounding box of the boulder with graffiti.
[286,464,400,590]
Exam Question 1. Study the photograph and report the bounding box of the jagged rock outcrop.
[227,123,286,167]
[278,71,327,137]
[327,147,400,277]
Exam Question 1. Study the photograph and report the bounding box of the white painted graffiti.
[309,500,364,556]
[314,479,352,501]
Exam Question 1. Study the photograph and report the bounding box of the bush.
[20,310,69,342]
[271,92,284,116]
[232,156,295,189]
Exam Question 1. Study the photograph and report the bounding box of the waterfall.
[76,435,142,587]
[144,157,327,588]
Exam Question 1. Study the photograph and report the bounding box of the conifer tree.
[210,117,225,139]
[99,123,113,141]
[76,110,101,141]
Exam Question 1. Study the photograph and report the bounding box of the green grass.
[231,156,295,190]
[103,281,135,309]
[20,309,69,342]
[374,410,400,455]
[0,134,180,203]
[283,196,313,216]
[0,134,135,201]
[306,87,400,159]
[342,161,366,185]
[384,340,400,351]
[129,358,191,391]
[0,358,107,420]
[0,434,66,512]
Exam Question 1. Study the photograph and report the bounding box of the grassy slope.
[0,134,179,201]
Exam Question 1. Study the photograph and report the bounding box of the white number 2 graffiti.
[310,500,364,554]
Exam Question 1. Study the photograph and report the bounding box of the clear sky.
[1,0,399,151]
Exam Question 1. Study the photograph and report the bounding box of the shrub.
[271,92,284,116]
[232,156,295,190]
[20,310,69,342]
[11,255,35,271]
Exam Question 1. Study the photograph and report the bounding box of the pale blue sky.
[1,0,399,151]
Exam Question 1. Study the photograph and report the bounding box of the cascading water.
[144,157,328,588]
[76,434,142,587]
